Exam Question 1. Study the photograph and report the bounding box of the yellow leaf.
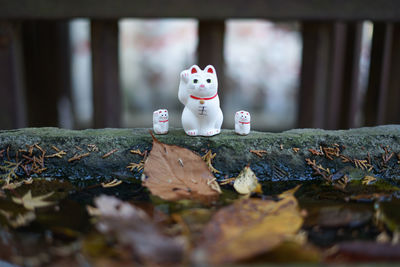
[197,186,303,264]
[233,166,262,195]
[12,190,55,210]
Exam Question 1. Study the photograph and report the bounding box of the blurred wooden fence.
[0,0,400,129]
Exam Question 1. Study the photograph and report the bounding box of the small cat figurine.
[235,110,251,135]
[153,109,169,134]
[178,65,223,136]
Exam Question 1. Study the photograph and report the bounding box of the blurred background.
[1,2,399,131]
[74,19,305,131]
[70,19,372,131]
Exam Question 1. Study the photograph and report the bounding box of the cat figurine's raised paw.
[178,65,223,137]
[153,109,169,134]
[235,110,251,135]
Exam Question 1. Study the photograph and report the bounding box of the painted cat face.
[187,65,218,97]
[153,109,169,122]
[235,110,251,122]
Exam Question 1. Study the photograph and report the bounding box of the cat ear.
[190,65,200,74]
[205,65,216,75]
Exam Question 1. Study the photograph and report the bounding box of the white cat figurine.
[153,109,169,134]
[178,65,223,136]
[235,110,251,135]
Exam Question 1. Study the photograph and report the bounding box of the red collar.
[159,119,168,123]
[239,121,250,124]
[190,92,218,100]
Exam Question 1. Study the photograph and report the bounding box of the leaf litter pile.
[0,135,399,265]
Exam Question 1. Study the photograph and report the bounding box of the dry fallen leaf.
[196,186,303,264]
[93,195,183,264]
[233,165,262,195]
[12,190,55,210]
[0,210,36,228]
[142,133,221,204]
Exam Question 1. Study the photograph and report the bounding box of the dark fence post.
[0,21,26,129]
[197,20,226,105]
[325,22,346,130]
[298,22,333,128]
[91,20,121,128]
[338,23,363,129]
[299,22,363,130]
[364,22,393,126]
[22,21,71,127]
[384,23,400,124]
[326,22,363,129]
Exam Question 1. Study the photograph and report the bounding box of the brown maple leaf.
[196,186,303,264]
[142,132,221,204]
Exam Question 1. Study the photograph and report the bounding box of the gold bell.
[200,100,205,104]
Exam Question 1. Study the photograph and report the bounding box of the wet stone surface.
[0,125,399,183]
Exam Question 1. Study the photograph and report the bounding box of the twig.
[250,149,267,157]
[46,146,67,159]
[87,144,99,152]
[340,155,353,163]
[322,146,340,160]
[308,148,324,156]
[102,149,118,159]
[202,150,220,174]
[381,146,394,166]
[127,161,144,172]
[34,144,44,154]
[219,177,236,185]
[0,161,20,184]
[101,179,122,188]
[130,149,145,157]
[68,152,90,163]
[305,158,332,182]
[354,159,373,171]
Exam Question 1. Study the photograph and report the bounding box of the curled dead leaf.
[196,186,303,264]
[233,165,262,195]
[93,195,183,264]
[142,133,220,204]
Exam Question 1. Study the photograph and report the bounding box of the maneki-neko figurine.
[153,109,169,134]
[178,65,223,137]
[235,110,251,135]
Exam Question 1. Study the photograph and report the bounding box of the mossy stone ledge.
[0,126,399,182]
